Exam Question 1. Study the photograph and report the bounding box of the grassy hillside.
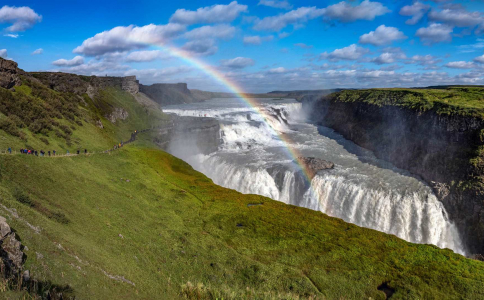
[1,77,484,299]
[329,87,484,118]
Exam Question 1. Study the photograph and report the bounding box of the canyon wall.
[140,83,201,106]
[307,97,484,254]
[30,72,140,96]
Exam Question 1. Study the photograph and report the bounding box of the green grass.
[330,87,484,118]
[0,136,483,299]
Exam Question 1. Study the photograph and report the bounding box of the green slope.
[0,78,484,299]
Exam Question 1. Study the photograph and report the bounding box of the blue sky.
[2,0,484,92]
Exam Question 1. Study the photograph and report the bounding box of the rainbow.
[146,44,315,184]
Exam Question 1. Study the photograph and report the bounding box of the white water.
[164,98,466,255]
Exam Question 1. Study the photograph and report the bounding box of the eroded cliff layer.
[308,89,484,254]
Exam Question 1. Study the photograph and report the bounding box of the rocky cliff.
[308,90,484,254]
[140,83,200,106]
[30,72,139,96]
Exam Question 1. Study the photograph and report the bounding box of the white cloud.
[184,24,236,40]
[54,59,129,76]
[31,48,43,55]
[399,2,430,25]
[268,67,286,73]
[182,39,218,56]
[170,1,248,25]
[0,49,7,58]
[409,54,441,66]
[0,5,41,32]
[125,50,171,62]
[258,0,293,10]
[4,33,18,38]
[294,43,313,49]
[320,44,369,61]
[243,35,273,45]
[416,23,453,45]
[429,8,484,28]
[278,32,290,38]
[372,51,407,64]
[125,66,193,84]
[474,54,484,64]
[253,7,325,31]
[458,39,484,53]
[221,57,255,69]
[444,61,475,69]
[73,24,186,56]
[359,25,407,46]
[52,56,85,67]
[322,0,390,23]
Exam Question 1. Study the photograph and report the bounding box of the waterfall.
[164,98,467,255]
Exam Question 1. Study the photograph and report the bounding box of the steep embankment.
[1,59,484,298]
[308,88,484,255]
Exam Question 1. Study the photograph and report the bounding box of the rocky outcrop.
[0,58,22,89]
[140,83,200,106]
[154,116,221,156]
[0,216,24,277]
[30,72,139,96]
[106,108,129,124]
[296,157,334,179]
[307,97,484,254]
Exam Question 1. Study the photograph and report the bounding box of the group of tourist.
[7,147,88,156]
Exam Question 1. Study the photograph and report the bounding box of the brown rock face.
[296,157,334,179]
[0,58,21,89]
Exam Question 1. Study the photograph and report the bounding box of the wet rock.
[296,157,334,179]
[96,119,104,129]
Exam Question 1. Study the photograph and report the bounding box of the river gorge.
[163,98,467,256]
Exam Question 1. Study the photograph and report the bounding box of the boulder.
[2,233,23,273]
[0,216,11,239]
[296,157,334,179]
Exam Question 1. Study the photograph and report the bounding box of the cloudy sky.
[2,0,484,92]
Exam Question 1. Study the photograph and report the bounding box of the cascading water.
[164,98,467,255]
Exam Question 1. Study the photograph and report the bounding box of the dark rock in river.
[296,157,334,179]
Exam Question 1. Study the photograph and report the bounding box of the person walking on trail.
[40,150,44,157]
[84,149,87,154]
[35,150,38,156]
[8,147,11,154]
[53,150,56,156]
[48,151,51,157]
[28,150,31,155]
[77,150,80,155]
[67,150,70,155]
